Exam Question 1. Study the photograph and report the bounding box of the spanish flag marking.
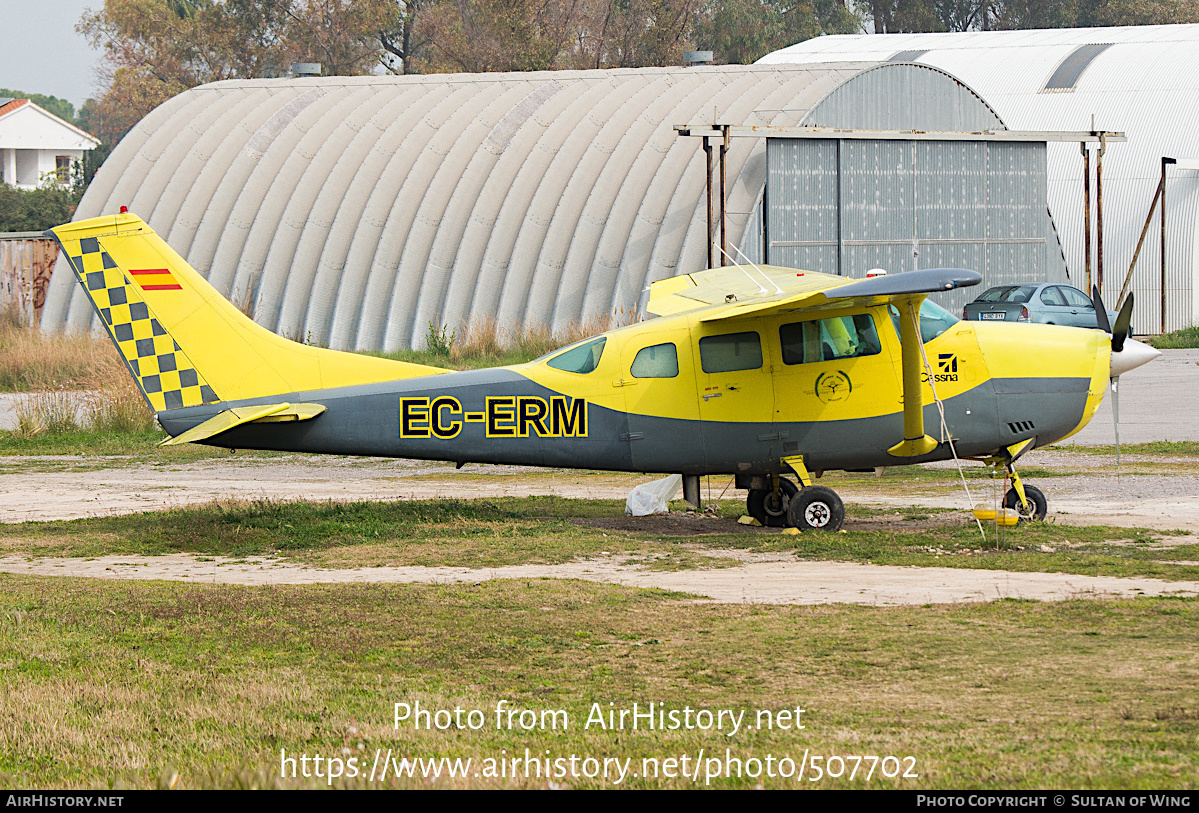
[130,268,183,291]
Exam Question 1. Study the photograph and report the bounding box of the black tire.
[787,486,845,532]
[746,479,799,527]
[1003,484,1047,522]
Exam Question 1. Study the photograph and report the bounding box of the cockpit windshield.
[889,299,960,344]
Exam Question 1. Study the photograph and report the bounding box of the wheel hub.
[804,502,831,527]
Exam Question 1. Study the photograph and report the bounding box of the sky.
[0,0,103,109]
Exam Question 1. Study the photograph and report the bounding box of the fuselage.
[158,303,1112,477]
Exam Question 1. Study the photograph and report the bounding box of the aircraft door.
[691,326,777,471]
[618,330,699,472]
[771,310,902,467]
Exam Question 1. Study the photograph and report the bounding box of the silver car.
[962,284,1118,329]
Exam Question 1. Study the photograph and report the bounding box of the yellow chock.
[972,504,1019,526]
[737,515,762,526]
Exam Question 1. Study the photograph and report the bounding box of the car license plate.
[980,312,1006,320]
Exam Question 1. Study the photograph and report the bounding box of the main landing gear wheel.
[1003,484,1047,522]
[787,486,845,532]
[746,479,799,527]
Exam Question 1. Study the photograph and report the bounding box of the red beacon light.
[119,206,128,214]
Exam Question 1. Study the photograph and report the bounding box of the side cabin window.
[780,314,881,365]
[699,331,762,373]
[546,337,606,374]
[630,343,678,378]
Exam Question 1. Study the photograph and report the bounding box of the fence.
[0,232,57,324]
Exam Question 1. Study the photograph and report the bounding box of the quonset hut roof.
[44,62,1002,349]
[759,24,1199,333]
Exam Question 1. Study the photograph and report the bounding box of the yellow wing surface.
[48,214,446,411]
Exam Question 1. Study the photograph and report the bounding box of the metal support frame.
[1082,143,1092,293]
[676,123,1126,281]
[1117,161,1168,310]
[1097,132,1107,295]
[1075,130,1120,298]
[1162,157,1176,334]
[700,125,730,268]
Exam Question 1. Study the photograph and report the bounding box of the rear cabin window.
[546,337,606,374]
[699,332,762,373]
[780,315,882,365]
[630,343,678,378]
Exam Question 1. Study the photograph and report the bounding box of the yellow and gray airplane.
[47,213,1159,531]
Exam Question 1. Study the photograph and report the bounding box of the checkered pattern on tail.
[67,236,218,411]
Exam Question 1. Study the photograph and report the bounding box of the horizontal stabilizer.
[160,402,326,446]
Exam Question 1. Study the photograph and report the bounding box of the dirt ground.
[2,449,1198,605]
[1,548,1193,606]
[2,450,1198,529]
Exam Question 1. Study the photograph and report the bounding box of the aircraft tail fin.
[47,213,446,411]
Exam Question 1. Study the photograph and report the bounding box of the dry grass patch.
[0,314,126,392]
[0,576,1195,788]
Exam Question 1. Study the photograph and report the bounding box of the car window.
[1061,286,1093,308]
[630,343,678,378]
[699,332,762,373]
[1006,286,1036,303]
[977,286,1015,303]
[546,337,606,374]
[1040,287,1067,306]
[780,314,881,365]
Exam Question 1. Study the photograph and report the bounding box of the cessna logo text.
[923,354,959,383]
[400,396,588,439]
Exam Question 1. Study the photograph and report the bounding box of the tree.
[79,0,404,145]
[410,0,573,72]
[380,0,429,74]
[0,89,77,123]
[692,0,862,65]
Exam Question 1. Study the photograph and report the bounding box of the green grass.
[0,497,701,568]
[0,575,1195,788]
[0,428,295,459]
[1057,441,1199,457]
[1147,325,1199,349]
[1,496,1195,581]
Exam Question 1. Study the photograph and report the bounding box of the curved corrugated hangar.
[761,24,1199,333]
[45,60,1059,349]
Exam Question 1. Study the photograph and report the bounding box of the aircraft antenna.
[719,243,782,295]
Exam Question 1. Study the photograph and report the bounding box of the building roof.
[43,62,1005,348]
[760,25,1199,331]
[0,98,29,117]
[0,98,99,151]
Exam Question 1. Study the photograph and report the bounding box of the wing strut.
[888,297,938,458]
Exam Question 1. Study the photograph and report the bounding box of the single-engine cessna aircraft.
[48,213,1160,532]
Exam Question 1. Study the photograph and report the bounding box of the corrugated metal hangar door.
[764,138,1050,313]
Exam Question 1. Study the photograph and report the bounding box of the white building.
[759,24,1199,333]
[0,98,99,190]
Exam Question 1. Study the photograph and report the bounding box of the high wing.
[649,264,983,458]
[647,264,982,320]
